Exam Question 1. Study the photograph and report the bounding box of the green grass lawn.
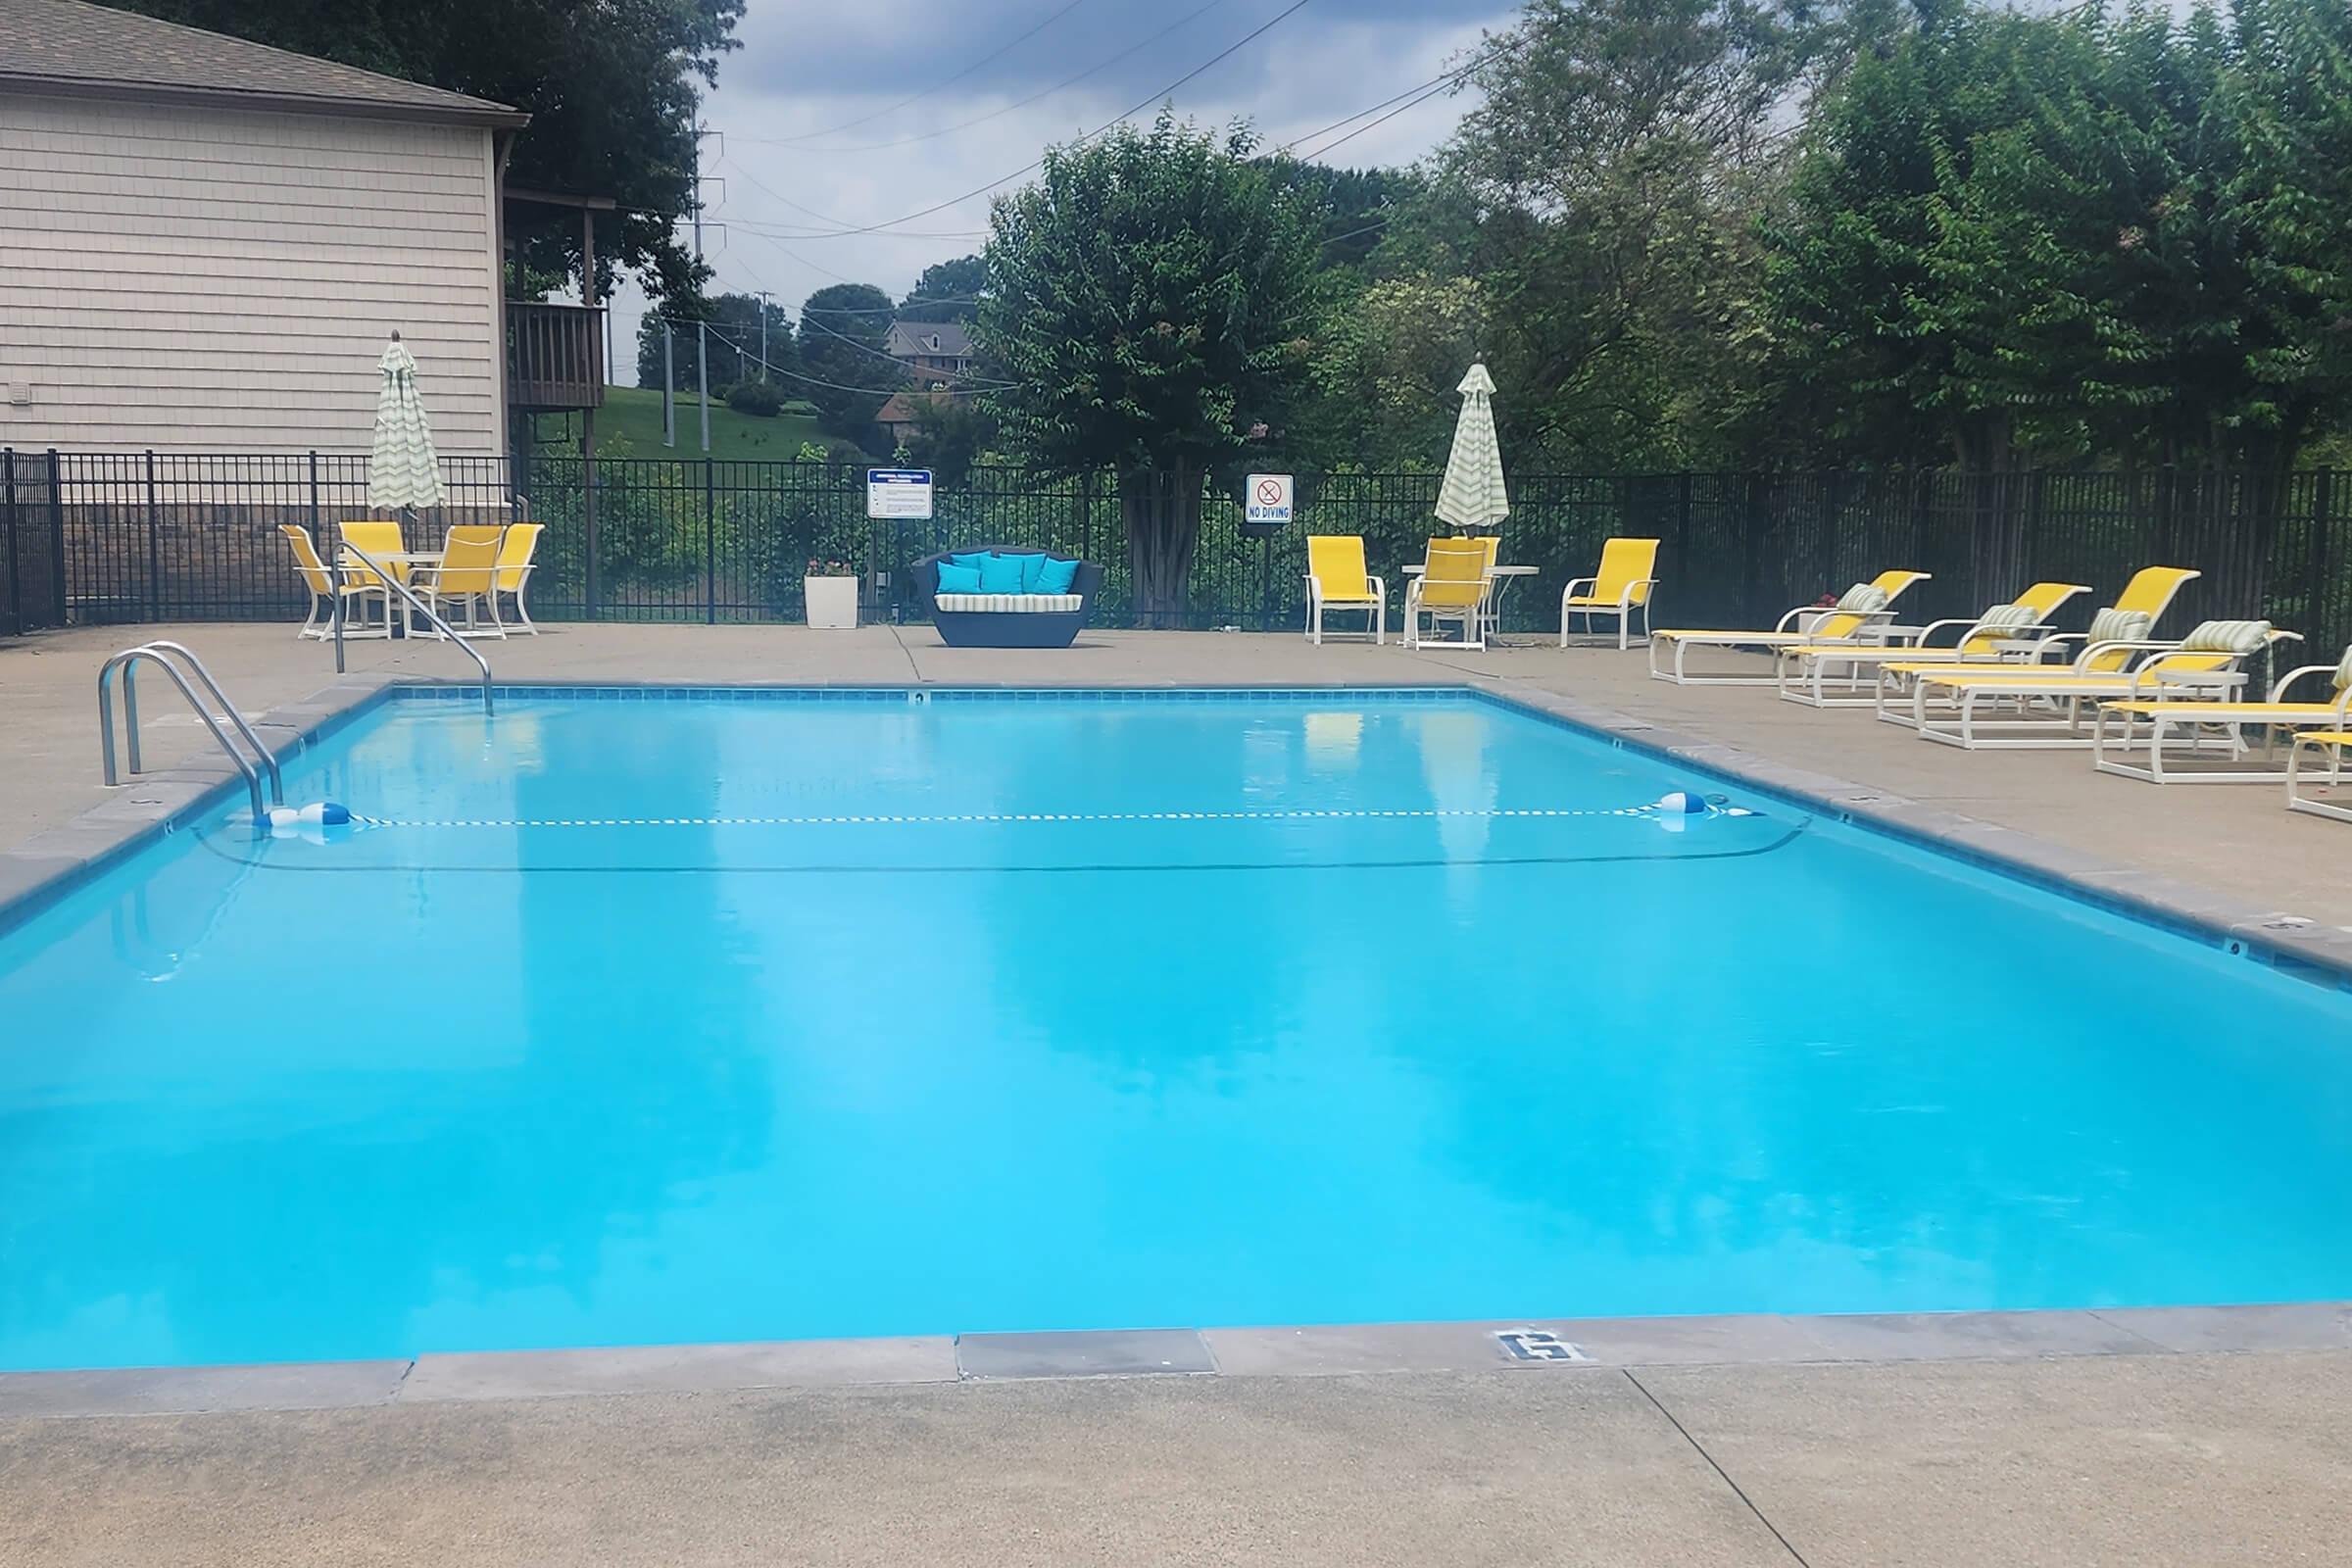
[568,384,829,461]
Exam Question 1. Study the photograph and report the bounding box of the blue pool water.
[3,688,2350,1372]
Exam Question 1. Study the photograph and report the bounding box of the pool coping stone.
[5,668,2352,1413]
[10,1306,2351,1417]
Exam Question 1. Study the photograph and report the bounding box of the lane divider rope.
[346,805,1703,830]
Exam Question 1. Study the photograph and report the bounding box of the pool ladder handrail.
[332,539,494,715]
[98,640,284,823]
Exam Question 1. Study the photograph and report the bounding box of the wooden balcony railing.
[506,302,607,412]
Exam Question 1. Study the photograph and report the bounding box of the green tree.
[634,292,797,391]
[902,256,987,322]
[111,0,743,306]
[1412,0,1818,466]
[2229,0,2352,468]
[979,115,1324,624]
[798,283,903,447]
[906,396,999,484]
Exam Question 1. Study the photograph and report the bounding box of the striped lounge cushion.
[2177,618,2272,656]
[2335,644,2352,692]
[2085,607,2153,646]
[1975,603,2043,633]
[934,593,1085,613]
[1834,582,1891,612]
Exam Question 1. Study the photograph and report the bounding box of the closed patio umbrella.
[1434,362,1508,535]
[368,333,445,512]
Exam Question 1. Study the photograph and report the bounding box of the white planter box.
[805,575,858,630]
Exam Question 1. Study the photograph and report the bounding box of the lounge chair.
[1559,537,1661,650]
[1303,534,1386,645]
[1887,619,2289,750]
[1402,538,1492,651]
[1771,582,2091,708]
[2286,731,2352,823]
[279,523,388,639]
[1648,570,1932,685]
[2091,644,2352,783]
[337,518,411,602]
[493,521,545,634]
[408,524,506,638]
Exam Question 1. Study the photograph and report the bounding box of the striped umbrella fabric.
[1434,362,1508,534]
[368,338,445,511]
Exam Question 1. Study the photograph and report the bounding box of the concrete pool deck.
[5,619,2352,1563]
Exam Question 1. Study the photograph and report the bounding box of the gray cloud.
[610,0,1516,387]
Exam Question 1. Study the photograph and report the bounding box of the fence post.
[2311,467,2334,637]
[583,444,600,620]
[45,448,66,628]
[1740,471,1766,624]
[3,449,20,634]
[1078,471,1093,564]
[704,456,717,625]
[1675,470,1692,594]
[142,450,162,622]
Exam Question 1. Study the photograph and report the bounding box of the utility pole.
[757,290,773,381]
[662,320,676,447]
[693,123,710,453]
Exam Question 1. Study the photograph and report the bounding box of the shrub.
[725,380,785,417]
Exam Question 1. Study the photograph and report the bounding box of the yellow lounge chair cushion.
[2102,702,2342,719]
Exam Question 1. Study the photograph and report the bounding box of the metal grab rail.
[99,642,284,823]
[333,538,495,715]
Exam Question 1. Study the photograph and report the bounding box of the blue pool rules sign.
[867,467,934,520]
[1246,473,1294,527]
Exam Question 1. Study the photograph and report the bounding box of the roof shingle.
[0,0,526,125]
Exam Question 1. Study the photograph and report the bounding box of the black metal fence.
[5,450,2350,657]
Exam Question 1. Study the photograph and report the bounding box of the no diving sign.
[1246,472,1294,527]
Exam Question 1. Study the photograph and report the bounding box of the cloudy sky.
[613,0,1514,385]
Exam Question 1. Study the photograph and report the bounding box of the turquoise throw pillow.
[1015,552,1049,592]
[976,553,1028,593]
[947,551,992,572]
[1032,556,1080,594]
[935,561,983,594]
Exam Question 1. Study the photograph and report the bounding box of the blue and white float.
[265,801,352,841]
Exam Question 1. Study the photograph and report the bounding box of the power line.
[737,0,1236,156]
[758,0,1102,147]
[1274,35,1509,161]
[1289,74,1460,164]
[650,314,1000,398]
[718,156,985,240]
[758,0,1317,241]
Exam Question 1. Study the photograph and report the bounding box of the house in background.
[884,321,976,390]
[0,0,605,459]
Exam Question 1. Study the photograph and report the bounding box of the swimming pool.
[2,686,2349,1372]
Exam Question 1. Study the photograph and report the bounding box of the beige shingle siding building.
[0,0,526,457]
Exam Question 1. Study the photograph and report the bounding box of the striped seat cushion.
[1834,582,1891,612]
[934,593,1085,613]
[2177,618,2272,656]
[2085,607,2153,646]
[2332,644,2352,692]
[1976,603,2043,633]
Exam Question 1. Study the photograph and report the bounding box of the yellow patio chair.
[409,524,507,639]
[337,518,410,596]
[1403,538,1492,651]
[1648,569,1932,685]
[2286,730,2352,823]
[279,523,388,640]
[1303,534,1386,645]
[1888,619,2291,751]
[493,520,546,635]
[2092,641,2352,783]
[1773,580,2091,708]
[1560,537,1661,650]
